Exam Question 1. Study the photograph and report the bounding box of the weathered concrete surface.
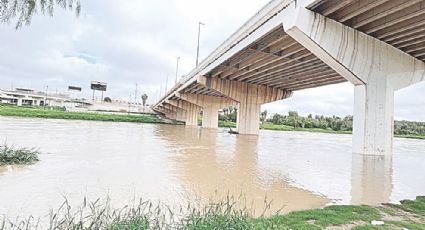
[197,76,292,134]
[164,99,201,126]
[283,7,425,155]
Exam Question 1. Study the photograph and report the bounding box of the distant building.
[0,89,91,108]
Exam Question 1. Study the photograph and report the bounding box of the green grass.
[3,196,425,229]
[0,144,40,166]
[217,121,425,140]
[393,196,425,216]
[0,104,163,124]
[395,134,425,140]
[252,205,381,229]
[260,122,351,134]
[218,120,237,128]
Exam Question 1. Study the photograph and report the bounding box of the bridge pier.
[202,104,220,129]
[198,76,292,135]
[176,93,237,129]
[166,99,200,126]
[353,83,395,155]
[237,102,262,135]
[184,103,200,126]
[162,102,187,123]
[283,7,425,154]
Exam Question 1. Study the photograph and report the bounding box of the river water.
[0,117,424,219]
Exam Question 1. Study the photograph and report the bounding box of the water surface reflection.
[157,127,329,215]
[351,154,393,205]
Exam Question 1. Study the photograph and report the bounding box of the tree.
[222,108,228,115]
[260,110,267,122]
[0,0,81,29]
[104,97,112,103]
[141,94,148,106]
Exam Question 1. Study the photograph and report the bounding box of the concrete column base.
[202,105,219,129]
[351,154,393,205]
[237,103,261,135]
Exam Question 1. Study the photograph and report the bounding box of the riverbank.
[2,105,424,140]
[0,104,163,124]
[219,121,425,140]
[3,196,424,229]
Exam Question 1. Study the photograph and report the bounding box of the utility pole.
[128,94,132,114]
[134,83,138,104]
[44,85,48,110]
[175,57,180,84]
[165,75,169,93]
[196,22,205,67]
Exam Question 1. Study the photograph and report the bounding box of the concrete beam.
[163,102,187,122]
[165,99,200,126]
[197,76,292,134]
[283,7,425,155]
[283,7,425,89]
[162,103,179,112]
[165,99,186,110]
[155,106,176,119]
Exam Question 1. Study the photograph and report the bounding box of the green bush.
[0,104,162,124]
[0,144,40,166]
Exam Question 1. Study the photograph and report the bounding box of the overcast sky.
[0,0,424,121]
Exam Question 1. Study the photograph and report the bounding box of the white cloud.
[0,0,424,120]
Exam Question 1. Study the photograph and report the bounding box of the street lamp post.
[165,75,169,93]
[196,22,205,67]
[44,85,48,110]
[175,57,180,84]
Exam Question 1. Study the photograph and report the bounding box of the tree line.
[219,108,425,136]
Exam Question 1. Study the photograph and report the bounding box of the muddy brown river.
[0,117,424,219]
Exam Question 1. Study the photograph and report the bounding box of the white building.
[0,88,91,109]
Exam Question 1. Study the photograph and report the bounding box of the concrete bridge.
[153,0,425,155]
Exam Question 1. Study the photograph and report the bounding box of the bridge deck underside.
[200,26,346,92]
[309,0,425,62]
[181,82,226,97]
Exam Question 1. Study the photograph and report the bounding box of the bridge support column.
[175,109,186,123]
[17,98,22,106]
[202,104,220,129]
[164,99,200,126]
[283,7,425,154]
[185,103,199,126]
[353,83,394,155]
[197,76,292,135]
[163,102,187,123]
[176,93,236,129]
[236,92,263,135]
